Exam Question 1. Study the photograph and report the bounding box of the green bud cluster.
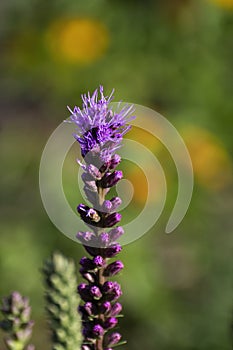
[42,252,81,350]
[0,291,34,350]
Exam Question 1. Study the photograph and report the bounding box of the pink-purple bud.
[87,164,102,180]
[104,317,118,330]
[104,260,124,277]
[92,324,105,338]
[93,255,105,267]
[109,302,122,317]
[104,243,122,258]
[101,171,123,188]
[83,302,97,316]
[76,231,96,245]
[80,257,95,270]
[98,232,110,247]
[109,154,121,169]
[102,200,112,213]
[102,281,122,301]
[100,301,111,315]
[110,197,122,210]
[104,213,121,228]
[108,227,124,242]
[106,332,122,346]
[90,286,102,299]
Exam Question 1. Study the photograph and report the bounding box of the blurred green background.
[0,0,233,349]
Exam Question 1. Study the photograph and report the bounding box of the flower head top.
[67,86,134,162]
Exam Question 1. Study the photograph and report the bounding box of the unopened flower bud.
[104,261,124,277]
[103,213,121,228]
[109,154,121,169]
[109,302,122,317]
[106,332,122,346]
[104,243,122,258]
[90,286,102,299]
[108,227,124,242]
[101,171,123,188]
[100,301,111,315]
[104,317,118,330]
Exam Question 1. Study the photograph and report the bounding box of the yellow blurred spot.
[209,0,233,9]
[127,167,148,205]
[182,126,232,191]
[46,18,109,64]
[127,126,161,152]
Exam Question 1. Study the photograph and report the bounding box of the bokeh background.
[1,0,233,349]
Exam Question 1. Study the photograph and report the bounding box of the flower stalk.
[42,252,81,350]
[68,86,134,350]
[0,291,35,350]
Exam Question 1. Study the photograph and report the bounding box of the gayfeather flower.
[68,86,134,350]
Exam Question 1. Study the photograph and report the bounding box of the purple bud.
[100,301,111,315]
[110,197,122,210]
[82,302,97,316]
[109,154,121,169]
[77,284,92,302]
[102,282,122,302]
[90,286,102,299]
[104,261,124,277]
[93,255,105,267]
[104,317,118,330]
[77,204,89,215]
[87,164,102,180]
[101,171,123,188]
[80,257,95,270]
[84,245,101,257]
[102,281,115,293]
[79,268,95,283]
[104,243,122,258]
[76,231,96,245]
[109,302,122,317]
[98,232,110,248]
[108,227,124,242]
[93,324,105,338]
[106,332,122,346]
[103,213,121,228]
[102,200,112,213]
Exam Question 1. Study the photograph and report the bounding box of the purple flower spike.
[69,87,133,348]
